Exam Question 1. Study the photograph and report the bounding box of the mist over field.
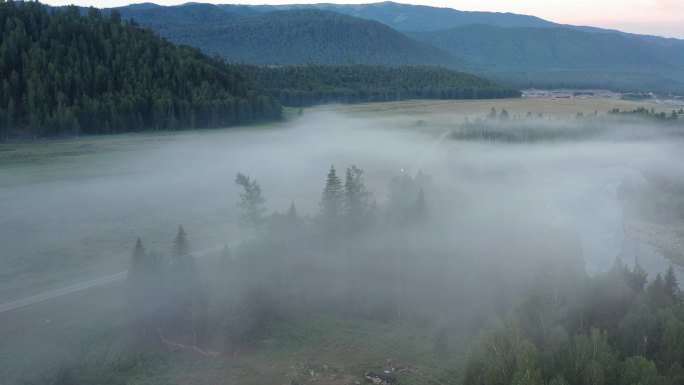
[2,103,684,384]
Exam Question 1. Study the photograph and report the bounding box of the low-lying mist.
[2,107,684,384]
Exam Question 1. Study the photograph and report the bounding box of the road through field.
[0,245,227,314]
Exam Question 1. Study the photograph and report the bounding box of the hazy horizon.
[36,0,684,39]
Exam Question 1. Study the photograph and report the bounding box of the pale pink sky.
[41,0,684,38]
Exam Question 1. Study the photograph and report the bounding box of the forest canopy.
[0,1,282,138]
[240,64,522,107]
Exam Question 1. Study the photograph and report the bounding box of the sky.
[40,0,684,38]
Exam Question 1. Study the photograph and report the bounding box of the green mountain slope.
[117,8,460,67]
[249,1,556,31]
[0,1,282,138]
[248,1,682,46]
[409,25,684,92]
[115,2,240,26]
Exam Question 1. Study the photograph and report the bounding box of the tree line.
[0,1,282,139]
[450,106,684,143]
[608,106,682,122]
[239,64,522,107]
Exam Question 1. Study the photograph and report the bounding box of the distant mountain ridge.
[408,24,684,90]
[109,1,684,93]
[114,1,684,43]
[114,6,460,67]
[245,1,557,31]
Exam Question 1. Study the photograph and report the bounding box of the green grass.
[238,312,466,384]
[63,311,467,385]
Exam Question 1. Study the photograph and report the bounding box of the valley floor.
[3,97,684,385]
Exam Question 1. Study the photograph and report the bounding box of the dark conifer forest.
[0,1,282,138]
[0,1,527,139]
[240,65,521,107]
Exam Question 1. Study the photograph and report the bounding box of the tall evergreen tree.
[127,237,163,337]
[166,225,206,345]
[172,225,190,260]
[131,237,146,265]
[320,165,343,236]
[664,266,680,304]
[344,165,372,233]
[235,173,267,233]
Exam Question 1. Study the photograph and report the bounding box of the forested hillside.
[249,1,556,31]
[409,25,684,92]
[115,8,460,67]
[109,2,684,93]
[0,1,282,138]
[241,65,521,107]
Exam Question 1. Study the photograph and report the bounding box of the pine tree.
[344,165,371,232]
[630,262,648,292]
[131,237,146,265]
[166,226,206,343]
[647,273,669,309]
[127,237,164,337]
[664,266,680,304]
[172,225,190,260]
[321,165,343,219]
[235,173,267,232]
[319,165,343,238]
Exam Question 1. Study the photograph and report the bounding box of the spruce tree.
[131,237,146,265]
[344,165,371,231]
[321,165,342,214]
[235,173,267,232]
[127,237,163,336]
[664,266,680,304]
[630,262,648,292]
[167,225,206,342]
[320,165,343,231]
[172,225,190,260]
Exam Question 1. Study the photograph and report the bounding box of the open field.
[314,97,674,123]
